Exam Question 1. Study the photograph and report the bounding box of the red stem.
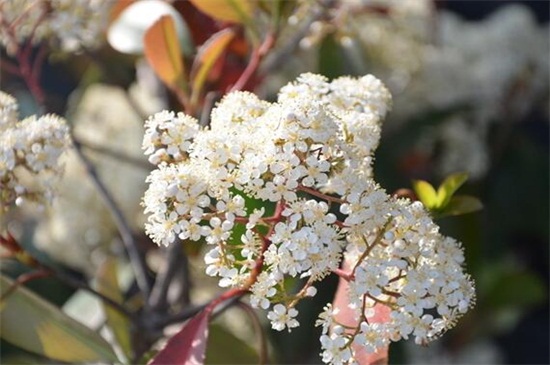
[0,6,47,108]
[15,46,46,107]
[205,200,285,314]
[297,184,345,204]
[32,43,47,82]
[229,32,276,93]
[0,270,51,301]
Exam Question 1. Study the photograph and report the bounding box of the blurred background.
[1,0,548,364]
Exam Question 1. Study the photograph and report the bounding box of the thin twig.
[229,32,276,93]
[148,241,183,311]
[0,257,132,318]
[298,184,345,204]
[154,303,207,328]
[0,270,51,302]
[31,42,47,82]
[179,252,191,306]
[48,265,134,318]
[72,138,152,299]
[211,295,244,320]
[154,290,247,329]
[15,47,45,107]
[76,136,151,170]
[122,89,150,122]
[261,0,336,74]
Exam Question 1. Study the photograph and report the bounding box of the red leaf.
[143,15,186,91]
[190,28,236,106]
[148,310,211,365]
[109,0,136,24]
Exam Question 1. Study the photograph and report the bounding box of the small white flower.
[306,286,317,297]
[267,304,299,332]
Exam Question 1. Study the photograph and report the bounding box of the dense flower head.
[0,0,112,55]
[0,91,71,209]
[142,73,475,364]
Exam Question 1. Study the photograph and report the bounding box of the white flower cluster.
[288,0,433,86]
[317,199,475,363]
[142,73,475,364]
[0,0,112,55]
[0,91,71,209]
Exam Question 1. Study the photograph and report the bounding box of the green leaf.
[0,274,119,363]
[96,257,133,360]
[412,173,480,217]
[435,195,483,218]
[190,28,236,106]
[411,180,438,209]
[144,15,187,91]
[205,324,258,364]
[436,172,469,208]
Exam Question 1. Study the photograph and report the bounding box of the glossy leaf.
[108,0,193,55]
[191,28,236,106]
[190,0,254,24]
[436,172,469,208]
[412,179,438,209]
[0,274,119,363]
[413,173,477,216]
[144,15,186,91]
[96,257,132,360]
[148,309,211,365]
[436,195,483,218]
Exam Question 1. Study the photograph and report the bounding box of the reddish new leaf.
[148,309,211,365]
[143,15,186,91]
[108,0,136,24]
[333,259,390,365]
[189,0,254,24]
[190,28,236,106]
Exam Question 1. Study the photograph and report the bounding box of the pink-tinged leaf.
[148,309,211,365]
[333,259,390,365]
[143,15,186,91]
[190,28,235,106]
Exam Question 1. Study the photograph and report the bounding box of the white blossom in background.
[142,73,476,363]
[285,0,434,89]
[391,5,549,180]
[0,0,112,54]
[0,91,71,210]
[276,2,547,181]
